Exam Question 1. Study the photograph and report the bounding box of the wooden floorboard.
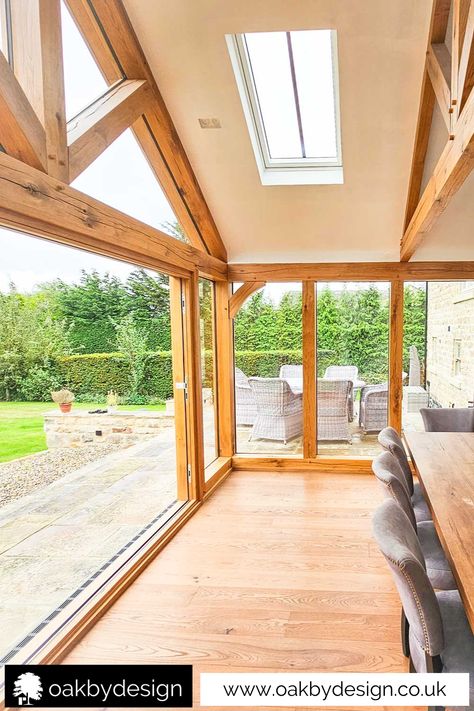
[64,470,425,710]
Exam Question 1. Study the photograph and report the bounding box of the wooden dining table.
[404,431,474,631]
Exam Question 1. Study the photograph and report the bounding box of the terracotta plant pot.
[59,402,72,414]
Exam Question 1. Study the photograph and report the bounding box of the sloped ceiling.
[123,0,457,263]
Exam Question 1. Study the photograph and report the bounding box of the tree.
[234,290,278,351]
[113,313,149,400]
[161,220,188,243]
[404,283,427,376]
[0,285,71,400]
[345,285,389,381]
[51,270,129,352]
[316,286,343,373]
[275,292,302,350]
[125,269,171,350]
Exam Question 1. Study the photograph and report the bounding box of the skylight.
[227,30,343,186]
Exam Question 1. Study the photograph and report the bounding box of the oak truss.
[402,0,474,260]
[0,0,227,260]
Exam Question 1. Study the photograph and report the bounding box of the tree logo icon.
[13,672,43,706]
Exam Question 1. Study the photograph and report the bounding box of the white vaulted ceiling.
[123,0,470,263]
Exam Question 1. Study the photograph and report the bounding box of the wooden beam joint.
[229,282,265,319]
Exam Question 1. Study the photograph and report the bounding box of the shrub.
[20,366,62,401]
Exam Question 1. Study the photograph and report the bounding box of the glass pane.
[403,281,474,435]
[234,283,303,456]
[244,32,302,159]
[199,278,218,472]
[316,282,390,457]
[72,128,188,241]
[291,30,338,159]
[402,282,427,434]
[0,228,188,661]
[60,0,109,119]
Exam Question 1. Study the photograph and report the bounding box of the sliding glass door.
[0,230,190,663]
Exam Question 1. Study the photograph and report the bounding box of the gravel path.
[0,444,128,508]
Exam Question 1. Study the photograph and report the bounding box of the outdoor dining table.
[404,431,474,631]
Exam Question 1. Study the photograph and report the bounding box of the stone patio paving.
[0,432,181,661]
[0,402,220,661]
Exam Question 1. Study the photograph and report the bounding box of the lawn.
[0,401,165,463]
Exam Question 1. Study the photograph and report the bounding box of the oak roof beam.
[67,79,151,181]
[0,52,47,171]
[65,0,227,261]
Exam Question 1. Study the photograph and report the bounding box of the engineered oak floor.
[65,470,424,710]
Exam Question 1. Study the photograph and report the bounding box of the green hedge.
[57,352,173,401]
[56,349,387,403]
[235,350,302,377]
[56,350,308,402]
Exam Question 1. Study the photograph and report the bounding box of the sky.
[0,17,430,296]
[0,1,177,292]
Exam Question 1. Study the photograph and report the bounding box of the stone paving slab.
[0,431,180,659]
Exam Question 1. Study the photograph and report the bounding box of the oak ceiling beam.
[403,0,451,231]
[427,43,453,132]
[451,0,472,118]
[458,0,474,111]
[65,0,228,262]
[9,0,68,181]
[400,83,474,261]
[227,261,474,282]
[0,153,227,282]
[68,79,151,182]
[0,52,47,170]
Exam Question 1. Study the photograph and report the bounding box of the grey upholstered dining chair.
[372,451,456,590]
[378,426,431,522]
[373,499,474,710]
[420,407,474,432]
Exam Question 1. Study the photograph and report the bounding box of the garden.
[0,270,427,464]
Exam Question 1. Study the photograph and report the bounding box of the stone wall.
[426,282,474,407]
[44,409,174,449]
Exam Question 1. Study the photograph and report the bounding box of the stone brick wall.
[426,282,474,407]
[44,410,174,449]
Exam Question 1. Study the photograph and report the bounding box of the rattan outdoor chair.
[323,366,359,421]
[235,367,257,426]
[248,377,303,443]
[359,383,388,433]
[317,378,352,442]
[279,364,302,380]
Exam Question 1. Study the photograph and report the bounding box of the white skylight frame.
[226,30,343,186]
